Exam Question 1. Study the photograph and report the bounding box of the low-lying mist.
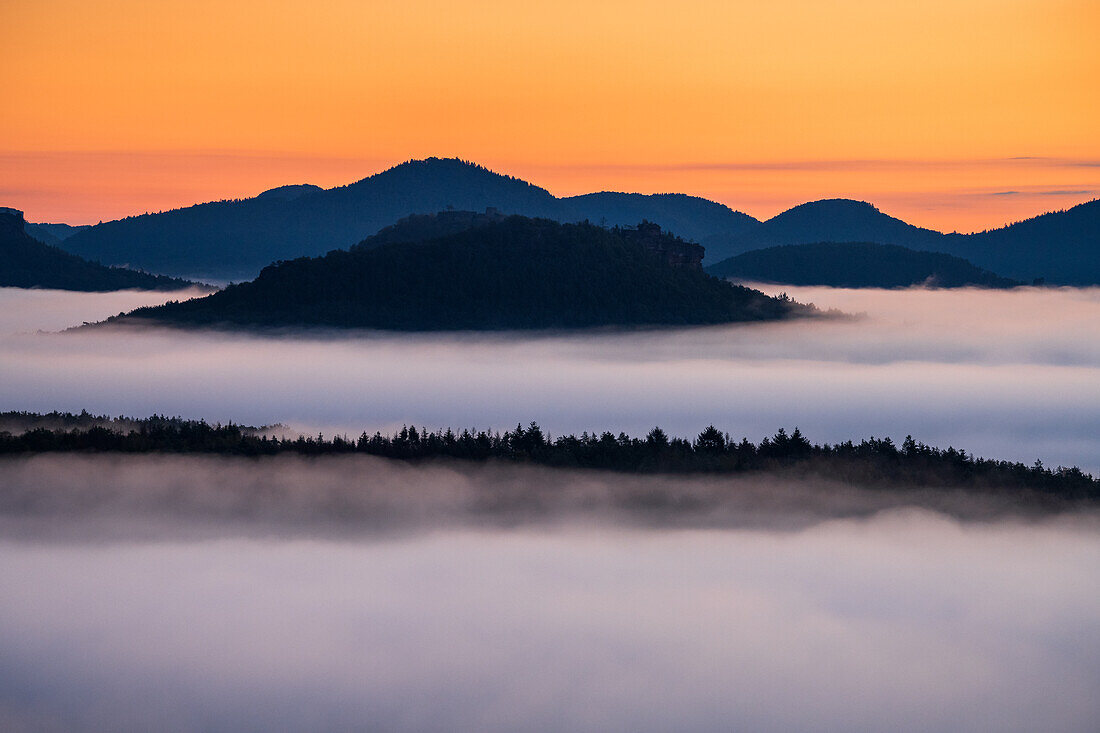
[0,454,1097,732]
[0,286,210,335]
[3,454,1090,541]
[4,284,1098,732]
[1,285,1097,472]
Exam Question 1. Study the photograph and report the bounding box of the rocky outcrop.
[0,207,26,236]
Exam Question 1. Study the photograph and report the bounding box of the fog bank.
[4,269,1099,732]
[4,454,1089,543]
[1,285,1098,472]
[0,470,1096,732]
[0,286,207,335]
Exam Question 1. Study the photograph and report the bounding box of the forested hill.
[701,199,947,264]
[23,221,89,246]
[944,199,1100,284]
[702,197,1100,284]
[57,158,758,279]
[117,216,808,331]
[559,191,758,247]
[350,208,511,251]
[0,208,197,292]
[707,241,1022,289]
[53,157,1098,283]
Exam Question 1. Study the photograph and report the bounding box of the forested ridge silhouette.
[57,158,757,278]
[707,241,1022,288]
[2,411,1095,500]
[115,216,807,330]
[0,208,197,292]
[53,157,1098,283]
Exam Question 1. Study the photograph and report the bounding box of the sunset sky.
[2,0,1098,230]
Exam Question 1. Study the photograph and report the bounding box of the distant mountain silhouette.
[560,192,757,244]
[0,208,196,292]
[350,208,510,251]
[702,199,945,263]
[705,197,1099,284]
[942,199,1100,284]
[24,221,90,247]
[118,216,805,331]
[707,241,1021,289]
[355,211,707,269]
[59,158,756,280]
[253,184,323,202]
[53,159,1099,284]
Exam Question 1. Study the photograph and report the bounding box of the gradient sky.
[2,0,1098,229]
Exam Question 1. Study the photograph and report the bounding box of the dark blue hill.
[0,208,196,292]
[707,241,1020,288]
[59,159,755,280]
[119,216,807,331]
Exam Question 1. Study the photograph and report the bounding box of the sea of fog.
[0,455,1098,733]
[2,286,1099,731]
[0,284,1097,472]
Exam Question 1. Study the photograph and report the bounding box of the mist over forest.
[6,0,1100,729]
[1,455,1097,733]
[2,284,1097,473]
[2,282,1098,732]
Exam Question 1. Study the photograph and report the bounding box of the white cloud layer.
[1,284,1098,472]
[0,456,1096,733]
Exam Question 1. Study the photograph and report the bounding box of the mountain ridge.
[0,208,198,292]
[23,221,90,247]
[943,199,1100,283]
[56,158,757,279]
[707,241,1021,289]
[54,158,1099,284]
[702,198,946,262]
[115,216,807,331]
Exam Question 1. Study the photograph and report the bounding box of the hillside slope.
[24,221,90,246]
[59,159,756,279]
[702,199,947,263]
[704,198,1099,284]
[120,217,807,331]
[707,241,1021,288]
[943,199,1100,284]
[0,208,196,292]
[53,161,1100,284]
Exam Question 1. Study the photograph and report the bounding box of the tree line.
[1,412,1095,500]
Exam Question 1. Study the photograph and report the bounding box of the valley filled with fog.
[1,284,1098,732]
[1,460,1097,732]
[1,284,1098,472]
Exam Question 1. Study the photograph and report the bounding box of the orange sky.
[2,0,1098,230]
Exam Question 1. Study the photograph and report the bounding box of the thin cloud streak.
[529,156,1100,174]
[989,189,1096,197]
